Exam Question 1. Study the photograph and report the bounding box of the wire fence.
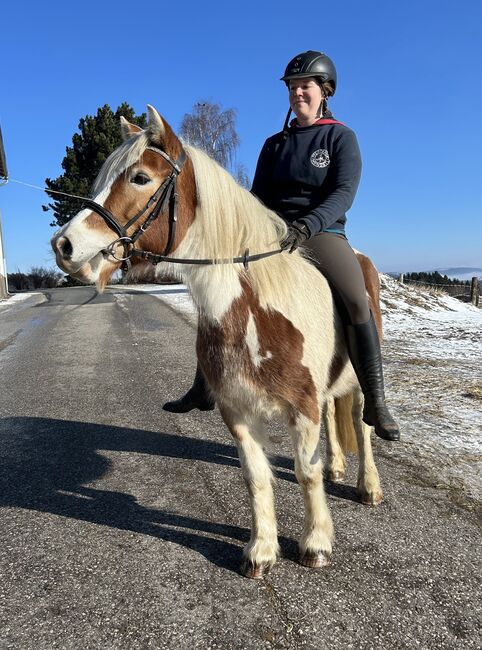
[398,275,482,306]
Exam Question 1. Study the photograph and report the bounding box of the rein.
[13,146,284,271]
[95,146,283,271]
[131,246,283,270]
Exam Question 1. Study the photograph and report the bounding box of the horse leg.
[219,405,279,578]
[352,388,383,505]
[289,414,334,568]
[323,396,346,482]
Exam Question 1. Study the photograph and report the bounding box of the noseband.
[82,146,186,271]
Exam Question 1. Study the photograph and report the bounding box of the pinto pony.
[52,106,383,578]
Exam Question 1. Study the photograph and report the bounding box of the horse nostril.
[57,236,73,260]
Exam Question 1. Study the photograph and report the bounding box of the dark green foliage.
[46,104,147,228]
[404,271,469,286]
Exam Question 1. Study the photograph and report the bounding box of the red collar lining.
[290,118,345,127]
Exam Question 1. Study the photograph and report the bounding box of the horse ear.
[146,105,167,145]
[120,116,143,141]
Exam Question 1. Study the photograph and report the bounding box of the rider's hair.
[316,80,334,119]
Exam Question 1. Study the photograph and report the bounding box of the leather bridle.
[81,146,186,272]
[84,145,282,272]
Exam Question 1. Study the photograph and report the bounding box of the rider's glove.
[280,221,311,254]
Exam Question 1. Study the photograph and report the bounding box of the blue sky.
[1,0,481,274]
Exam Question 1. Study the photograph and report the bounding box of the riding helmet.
[281,50,337,95]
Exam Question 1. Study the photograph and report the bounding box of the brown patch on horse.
[355,251,383,339]
[327,354,345,389]
[197,276,320,424]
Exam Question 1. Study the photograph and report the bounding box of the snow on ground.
[0,292,40,311]
[125,278,482,501]
[378,275,482,501]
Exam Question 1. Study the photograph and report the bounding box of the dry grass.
[462,384,482,402]
[401,357,449,368]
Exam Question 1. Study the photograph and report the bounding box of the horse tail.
[334,393,358,454]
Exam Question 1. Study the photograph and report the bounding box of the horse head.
[51,106,196,290]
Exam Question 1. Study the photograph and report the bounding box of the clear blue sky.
[1,0,481,274]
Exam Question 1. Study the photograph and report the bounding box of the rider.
[163,50,400,442]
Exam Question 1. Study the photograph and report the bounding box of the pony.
[52,105,383,578]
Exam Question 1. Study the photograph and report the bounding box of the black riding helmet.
[281,50,337,96]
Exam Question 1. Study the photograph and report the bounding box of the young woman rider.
[163,50,400,442]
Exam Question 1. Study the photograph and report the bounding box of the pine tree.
[45,103,147,228]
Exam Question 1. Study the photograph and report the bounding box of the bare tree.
[180,101,250,188]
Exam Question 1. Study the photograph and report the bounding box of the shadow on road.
[0,417,358,572]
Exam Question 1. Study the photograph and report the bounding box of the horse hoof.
[359,491,383,506]
[325,470,345,483]
[240,559,272,579]
[299,550,331,569]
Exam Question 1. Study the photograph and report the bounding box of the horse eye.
[131,173,150,185]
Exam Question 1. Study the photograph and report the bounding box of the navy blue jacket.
[251,119,362,236]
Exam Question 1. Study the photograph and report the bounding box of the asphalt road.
[0,287,480,650]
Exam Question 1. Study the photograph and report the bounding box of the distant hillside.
[436,268,482,281]
[385,267,482,281]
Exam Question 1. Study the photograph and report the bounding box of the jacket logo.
[310,149,330,168]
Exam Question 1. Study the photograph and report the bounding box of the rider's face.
[288,77,324,125]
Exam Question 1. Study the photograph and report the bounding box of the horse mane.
[91,131,328,314]
[182,146,327,312]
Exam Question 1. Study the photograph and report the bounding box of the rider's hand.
[280,221,311,253]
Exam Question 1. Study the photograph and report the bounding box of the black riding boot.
[346,315,400,441]
[163,364,215,413]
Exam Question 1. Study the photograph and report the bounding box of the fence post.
[470,277,479,307]
[399,273,404,284]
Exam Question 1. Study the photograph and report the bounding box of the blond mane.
[91,132,329,314]
[183,146,328,312]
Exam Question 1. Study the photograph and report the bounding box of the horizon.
[1,0,481,274]
[383,266,482,275]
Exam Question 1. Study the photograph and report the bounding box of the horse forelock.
[92,131,151,196]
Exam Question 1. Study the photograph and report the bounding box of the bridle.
[80,145,283,271]
[81,145,186,272]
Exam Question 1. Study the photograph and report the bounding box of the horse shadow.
[0,417,359,572]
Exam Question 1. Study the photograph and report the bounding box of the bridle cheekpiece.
[82,145,186,272]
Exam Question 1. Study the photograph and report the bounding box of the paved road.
[0,287,480,650]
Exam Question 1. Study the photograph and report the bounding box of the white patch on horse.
[56,184,117,270]
[246,312,264,368]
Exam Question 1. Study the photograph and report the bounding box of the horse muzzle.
[52,231,90,274]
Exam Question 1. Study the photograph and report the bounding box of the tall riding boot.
[163,364,215,413]
[346,315,400,441]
